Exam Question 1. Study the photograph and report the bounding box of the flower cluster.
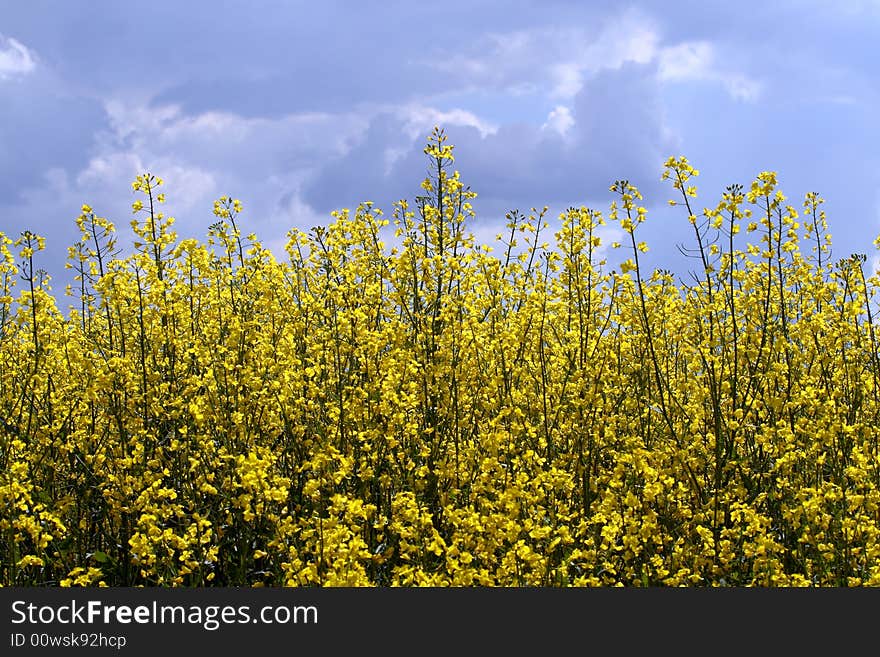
[2,127,880,587]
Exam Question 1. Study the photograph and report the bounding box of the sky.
[2,0,880,297]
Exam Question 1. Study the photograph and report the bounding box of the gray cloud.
[1,0,878,294]
[0,71,106,203]
[302,61,679,223]
[0,34,37,79]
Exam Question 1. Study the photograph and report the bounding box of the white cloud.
[66,98,390,265]
[423,15,761,106]
[383,146,408,176]
[153,164,216,211]
[723,74,762,102]
[398,104,498,139]
[417,10,761,108]
[76,151,145,188]
[575,15,659,73]
[76,150,216,216]
[102,98,365,158]
[421,8,660,100]
[541,105,574,136]
[529,18,660,100]
[658,42,714,81]
[549,63,583,100]
[103,99,182,141]
[0,35,37,80]
[658,40,762,102]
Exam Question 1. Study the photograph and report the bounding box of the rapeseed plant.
[1,126,879,586]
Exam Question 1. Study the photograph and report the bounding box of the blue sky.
[2,1,879,293]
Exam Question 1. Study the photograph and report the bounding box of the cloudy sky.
[2,1,879,294]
